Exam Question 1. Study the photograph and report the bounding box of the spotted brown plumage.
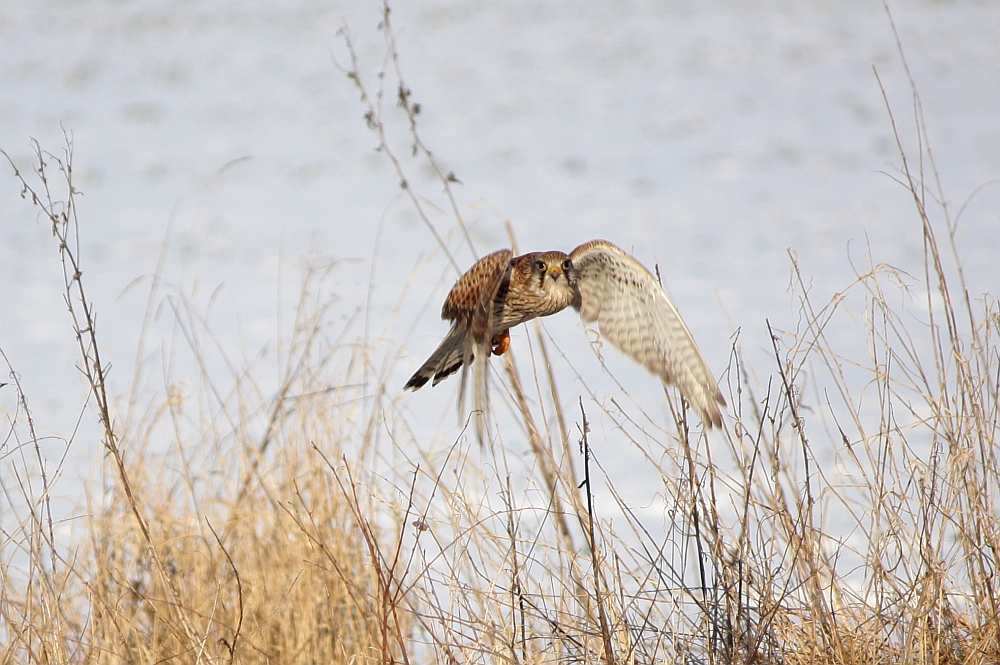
[405,239,726,429]
[403,249,575,391]
[440,249,512,322]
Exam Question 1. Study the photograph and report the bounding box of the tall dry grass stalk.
[2,5,998,664]
[0,139,397,665]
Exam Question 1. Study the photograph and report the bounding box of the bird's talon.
[491,331,511,356]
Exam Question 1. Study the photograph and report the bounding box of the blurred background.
[1,0,998,490]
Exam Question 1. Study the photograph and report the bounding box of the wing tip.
[701,389,727,429]
[674,379,727,429]
[704,407,723,429]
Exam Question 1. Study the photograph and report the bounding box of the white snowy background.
[1,0,998,517]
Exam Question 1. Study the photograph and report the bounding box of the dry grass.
[2,6,999,664]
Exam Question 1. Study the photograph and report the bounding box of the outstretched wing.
[569,240,726,428]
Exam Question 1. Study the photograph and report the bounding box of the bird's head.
[512,250,578,297]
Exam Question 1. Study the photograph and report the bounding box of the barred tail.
[403,324,471,391]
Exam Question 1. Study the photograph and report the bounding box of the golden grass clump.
[0,142,402,665]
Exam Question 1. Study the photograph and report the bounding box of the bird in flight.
[405,239,726,429]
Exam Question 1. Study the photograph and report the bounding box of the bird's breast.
[495,284,574,330]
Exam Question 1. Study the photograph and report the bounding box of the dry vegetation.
[2,7,998,665]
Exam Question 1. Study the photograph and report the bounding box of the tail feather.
[471,340,490,445]
[404,324,469,391]
[405,323,491,445]
[457,333,491,445]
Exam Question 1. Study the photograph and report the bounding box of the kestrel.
[405,239,726,428]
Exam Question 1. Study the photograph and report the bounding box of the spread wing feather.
[569,240,725,428]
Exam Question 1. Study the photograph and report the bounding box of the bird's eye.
[534,259,546,272]
[562,259,572,271]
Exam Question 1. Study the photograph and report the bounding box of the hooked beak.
[548,266,564,281]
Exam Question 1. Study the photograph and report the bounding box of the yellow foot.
[491,331,511,356]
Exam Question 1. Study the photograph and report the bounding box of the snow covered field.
[1,0,998,503]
